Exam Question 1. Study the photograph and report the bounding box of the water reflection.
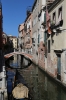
[5,54,32,69]
[10,55,19,68]
[5,54,66,100]
[18,64,66,100]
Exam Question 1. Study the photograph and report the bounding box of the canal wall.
[33,60,66,91]
[23,53,66,91]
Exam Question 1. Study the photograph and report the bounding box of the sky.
[1,0,34,37]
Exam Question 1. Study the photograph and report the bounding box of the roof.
[32,0,37,11]
[32,0,55,11]
[48,0,63,12]
[12,36,17,38]
[7,35,17,38]
[2,32,7,35]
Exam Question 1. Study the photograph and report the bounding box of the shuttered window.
[53,12,56,24]
[38,34,40,43]
[58,6,62,19]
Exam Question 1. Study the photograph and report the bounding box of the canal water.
[6,54,66,100]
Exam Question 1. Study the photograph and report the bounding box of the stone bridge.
[4,52,33,61]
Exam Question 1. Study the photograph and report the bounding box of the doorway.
[57,54,61,80]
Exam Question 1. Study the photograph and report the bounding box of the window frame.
[53,11,56,24]
[58,6,62,20]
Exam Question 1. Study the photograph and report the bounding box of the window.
[33,16,37,26]
[53,12,56,24]
[44,12,46,24]
[45,42,47,58]
[15,39,17,41]
[32,38,35,43]
[15,42,17,44]
[48,40,50,53]
[38,34,40,43]
[38,0,39,5]
[58,6,62,20]
[32,21,33,27]
[33,18,35,26]
[44,32,47,43]
[65,53,66,70]
[22,30,23,34]
[35,16,37,23]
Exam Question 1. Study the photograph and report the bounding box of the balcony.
[51,20,63,29]
[44,19,63,36]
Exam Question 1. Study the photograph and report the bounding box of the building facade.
[32,0,53,62]
[32,0,47,64]
[24,9,32,54]
[32,0,39,58]
[17,0,66,85]
[31,0,66,85]
[18,23,24,51]
[12,36,18,50]
[43,0,66,84]
[8,35,18,52]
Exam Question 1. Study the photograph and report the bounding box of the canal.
[6,54,66,100]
